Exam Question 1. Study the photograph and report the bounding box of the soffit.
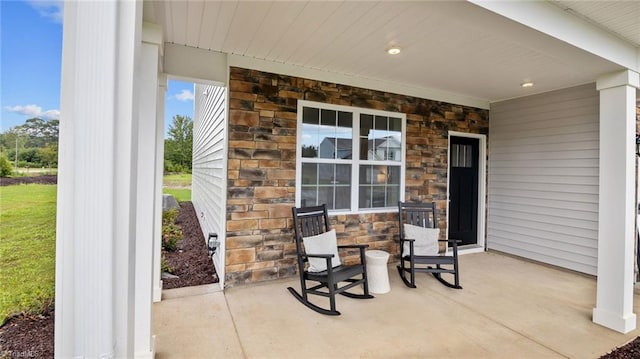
[143,1,628,104]
[550,0,640,47]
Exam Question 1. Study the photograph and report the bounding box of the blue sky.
[1,1,194,137]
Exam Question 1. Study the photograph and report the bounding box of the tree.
[0,152,12,177]
[0,118,59,168]
[164,115,193,172]
[39,143,58,169]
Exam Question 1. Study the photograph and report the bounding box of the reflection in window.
[358,165,400,209]
[360,115,402,161]
[303,106,352,160]
[298,102,405,212]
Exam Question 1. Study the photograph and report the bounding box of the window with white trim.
[296,100,405,213]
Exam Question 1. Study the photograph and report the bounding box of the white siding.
[192,84,227,284]
[487,84,599,275]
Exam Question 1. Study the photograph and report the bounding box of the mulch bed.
[600,337,640,358]
[0,175,57,186]
[0,307,54,359]
[162,201,219,289]
[0,176,216,357]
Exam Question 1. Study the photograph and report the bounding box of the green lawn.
[0,184,57,324]
[163,188,191,202]
[163,173,192,188]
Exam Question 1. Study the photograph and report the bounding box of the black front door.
[449,136,479,246]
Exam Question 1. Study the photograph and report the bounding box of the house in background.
[56,1,639,357]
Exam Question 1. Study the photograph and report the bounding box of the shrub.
[162,223,181,251]
[0,153,13,177]
[162,208,179,226]
[161,253,174,274]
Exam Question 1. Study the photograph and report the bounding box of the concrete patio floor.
[153,251,640,358]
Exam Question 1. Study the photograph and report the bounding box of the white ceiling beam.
[469,0,639,72]
[164,43,227,85]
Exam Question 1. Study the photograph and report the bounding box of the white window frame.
[295,100,406,215]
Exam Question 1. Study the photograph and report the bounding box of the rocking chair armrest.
[337,244,369,249]
[304,253,335,259]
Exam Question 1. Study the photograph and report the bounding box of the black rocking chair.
[288,204,374,315]
[397,201,462,289]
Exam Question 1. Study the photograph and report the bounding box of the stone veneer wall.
[225,66,489,286]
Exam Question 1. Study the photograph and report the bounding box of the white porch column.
[55,1,142,357]
[593,69,640,333]
[134,23,162,358]
[153,74,167,303]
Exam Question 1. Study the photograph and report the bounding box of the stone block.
[255,187,288,199]
[240,159,259,168]
[226,248,256,265]
[225,271,252,287]
[251,267,279,282]
[259,160,281,168]
[231,211,268,220]
[230,109,259,127]
[239,168,266,180]
[267,169,295,180]
[226,235,263,249]
[257,249,283,261]
[259,218,286,229]
[252,149,281,160]
[268,204,293,219]
[227,219,259,232]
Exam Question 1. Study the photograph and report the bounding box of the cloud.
[174,89,195,102]
[27,0,64,24]
[4,104,60,120]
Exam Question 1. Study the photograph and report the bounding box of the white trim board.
[446,131,488,254]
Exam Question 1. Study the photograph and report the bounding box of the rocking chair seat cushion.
[303,229,341,272]
[403,224,439,256]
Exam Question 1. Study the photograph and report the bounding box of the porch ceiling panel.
[143,1,634,104]
[551,1,640,47]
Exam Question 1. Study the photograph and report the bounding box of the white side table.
[365,250,391,294]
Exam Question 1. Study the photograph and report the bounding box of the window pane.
[359,165,370,184]
[301,163,317,185]
[335,164,351,185]
[360,114,373,134]
[388,118,402,162]
[317,187,334,209]
[333,137,351,160]
[388,166,400,185]
[372,165,387,184]
[372,187,385,207]
[318,164,334,184]
[301,187,317,207]
[302,109,320,158]
[374,115,387,131]
[321,109,336,127]
[389,117,401,132]
[359,186,372,208]
[302,107,319,124]
[335,186,350,210]
[338,111,352,128]
[386,185,399,206]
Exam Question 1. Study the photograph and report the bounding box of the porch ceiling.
[143,1,637,104]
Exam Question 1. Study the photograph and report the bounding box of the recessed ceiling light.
[387,47,401,55]
[521,82,534,88]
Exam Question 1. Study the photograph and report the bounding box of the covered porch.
[55,1,640,357]
[154,252,640,358]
